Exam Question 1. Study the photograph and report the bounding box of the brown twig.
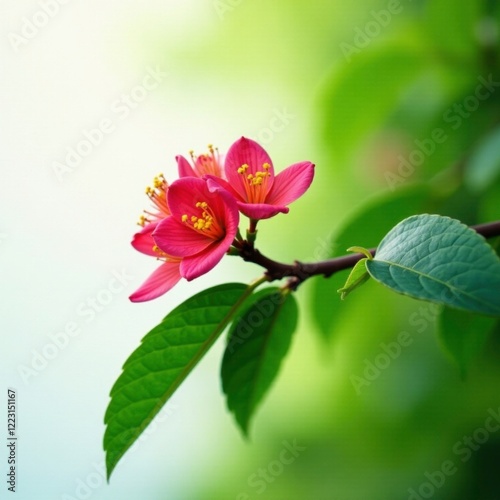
[238,220,500,290]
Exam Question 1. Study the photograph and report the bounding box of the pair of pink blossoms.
[130,137,315,302]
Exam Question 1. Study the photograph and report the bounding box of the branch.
[239,220,500,289]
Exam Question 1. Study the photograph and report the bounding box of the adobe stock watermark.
[235,439,306,499]
[17,269,133,385]
[213,0,244,21]
[253,108,295,146]
[60,402,179,500]
[8,0,73,53]
[340,0,408,62]
[350,301,441,394]
[407,406,500,499]
[385,73,500,191]
[52,66,167,182]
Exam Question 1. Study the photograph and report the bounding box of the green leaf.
[104,282,249,479]
[321,46,425,161]
[338,258,370,300]
[464,127,500,192]
[311,184,433,340]
[438,307,497,378]
[221,288,298,436]
[366,214,500,316]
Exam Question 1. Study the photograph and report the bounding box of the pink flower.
[129,224,182,302]
[153,177,239,281]
[177,144,225,179]
[209,137,315,219]
[129,174,181,302]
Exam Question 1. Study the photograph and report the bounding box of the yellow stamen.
[137,215,148,226]
[181,200,223,238]
[186,144,223,177]
[139,172,170,226]
[236,162,272,203]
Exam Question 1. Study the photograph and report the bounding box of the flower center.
[190,144,223,177]
[181,201,224,239]
[138,173,170,226]
[237,162,271,203]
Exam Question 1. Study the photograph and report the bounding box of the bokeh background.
[2,0,500,498]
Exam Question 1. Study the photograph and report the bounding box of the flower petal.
[131,223,158,256]
[167,177,216,220]
[205,176,240,211]
[204,175,243,203]
[237,202,289,220]
[180,240,228,280]
[224,137,274,200]
[266,161,315,207]
[153,216,213,257]
[168,176,240,235]
[206,179,241,245]
[156,177,239,279]
[129,260,181,302]
[177,155,197,178]
[179,181,239,280]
